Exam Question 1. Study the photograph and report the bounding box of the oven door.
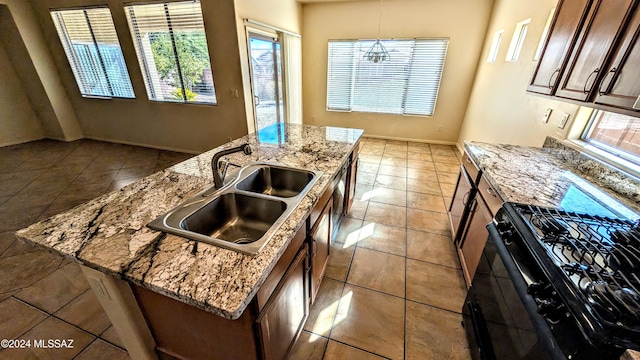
[462,222,566,360]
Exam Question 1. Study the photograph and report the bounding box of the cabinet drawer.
[477,176,503,216]
[462,153,481,185]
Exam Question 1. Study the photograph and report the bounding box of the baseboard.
[362,134,457,146]
[0,136,46,148]
[84,136,200,154]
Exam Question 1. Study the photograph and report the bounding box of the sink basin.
[235,165,315,198]
[181,193,286,244]
[147,163,322,255]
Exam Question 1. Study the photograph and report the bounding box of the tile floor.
[289,138,472,360]
[0,139,191,359]
[0,137,471,360]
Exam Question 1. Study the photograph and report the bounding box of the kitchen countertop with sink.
[15,124,363,319]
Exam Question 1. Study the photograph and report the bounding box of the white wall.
[0,32,45,146]
[301,0,494,144]
[456,0,580,149]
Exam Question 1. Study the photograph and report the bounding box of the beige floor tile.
[0,316,95,359]
[367,187,406,207]
[407,159,436,170]
[407,230,460,268]
[334,218,365,246]
[359,162,380,174]
[55,290,112,336]
[430,146,458,156]
[360,147,385,156]
[360,155,382,164]
[383,150,407,159]
[347,248,405,297]
[381,157,408,167]
[356,172,376,186]
[325,242,356,282]
[100,326,125,349]
[407,209,451,236]
[357,222,406,256]
[0,298,47,339]
[364,203,406,228]
[440,182,457,199]
[0,250,62,293]
[433,155,461,164]
[435,161,461,174]
[304,278,344,336]
[75,339,130,360]
[289,331,328,360]
[347,200,368,220]
[407,145,431,154]
[385,143,408,151]
[406,301,470,360]
[406,259,467,313]
[330,285,404,359]
[323,340,387,359]
[354,185,373,202]
[374,174,406,191]
[437,172,459,185]
[16,262,90,313]
[377,165,406,178]
[406,178,442,195]
[407,192,447,213]
[407,152,433,162]
[407,168,439,182]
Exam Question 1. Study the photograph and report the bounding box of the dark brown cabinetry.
[309,199,332,303]
[449,167,475,244]
[345,143,359,214]
[528,0,640,113]
[459,194,492,286]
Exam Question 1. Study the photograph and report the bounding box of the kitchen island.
[15,123,363,360]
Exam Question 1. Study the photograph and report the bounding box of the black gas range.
[463,202,640,359]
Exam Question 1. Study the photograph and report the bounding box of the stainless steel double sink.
[147,163,322,255]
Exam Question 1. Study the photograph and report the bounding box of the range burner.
[507,203,640,350]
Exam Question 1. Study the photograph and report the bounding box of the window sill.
[565,138,640,180]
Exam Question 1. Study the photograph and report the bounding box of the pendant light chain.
[364,0,390,63]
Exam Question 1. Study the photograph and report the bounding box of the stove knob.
[527,282,548,296]
[537,299,556,317]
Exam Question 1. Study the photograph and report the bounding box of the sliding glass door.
[248,33,284,131]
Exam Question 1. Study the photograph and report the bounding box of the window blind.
[125,1,216,104]
[327,39,448,116]
[51,7,134,98]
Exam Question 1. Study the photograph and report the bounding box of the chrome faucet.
[211,143,252,188]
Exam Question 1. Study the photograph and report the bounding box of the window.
[125,1,216,104]
[327,39,448,116]
[487,30,504,63]
[51,7,134,98]
[506,19,530,62]
[583,110,640,165]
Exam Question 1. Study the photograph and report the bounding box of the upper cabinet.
[528,0,640,113]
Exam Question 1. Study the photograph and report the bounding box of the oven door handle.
[487,222,567,360]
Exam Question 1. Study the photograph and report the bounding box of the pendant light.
[363,0,390,63]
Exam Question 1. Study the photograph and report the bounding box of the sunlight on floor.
[342,222,375,248]
[308,290,353,343]
[361,187,386,202]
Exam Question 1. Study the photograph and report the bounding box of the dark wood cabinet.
[346,151,358,215]
[555,0,635,101]
[528,0,592,95]
[256,245,309,360]
[459,195,493,286]
[528,0,640,114]
[309,199,332,303]
[449,166,475,245]
[594,5,640,110]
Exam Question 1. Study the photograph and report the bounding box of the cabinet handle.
[312,239,318,257]
[598,67,617,96]
[486,186,497,198]
[583,68,600,94]
[548,68,560,89]
[462,191,470,206]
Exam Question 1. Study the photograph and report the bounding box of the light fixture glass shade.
[363,40,390,63]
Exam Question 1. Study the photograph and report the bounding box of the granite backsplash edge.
[543,136,640,207]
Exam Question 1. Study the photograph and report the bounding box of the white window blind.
[51,7,134,98]
[125,1,216,104]
[327,39,448,116]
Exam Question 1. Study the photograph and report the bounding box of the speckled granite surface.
[16,124,363,319]
[464,139,640,217]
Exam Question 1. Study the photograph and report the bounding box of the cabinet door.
[528,0,592,95]
[309,200,332,303]
[459,197,492,287]
[256,245,309,360]
[555,0,636,101]
[346,157,358,214]
[594,5,640,110]
[448,166,474,246]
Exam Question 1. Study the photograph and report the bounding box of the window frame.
[506,18,531,62]
[581,110,640,166]
[125,1,217,105]
[325,37,449,117]
[487,30,504,63]
[50,6,135,99]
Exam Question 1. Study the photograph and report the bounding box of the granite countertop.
[16,124,363,319]
[464,138,640,217]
